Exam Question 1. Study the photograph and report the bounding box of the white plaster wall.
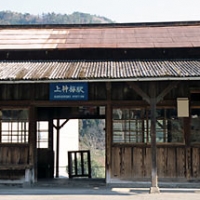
[54,119,79,178]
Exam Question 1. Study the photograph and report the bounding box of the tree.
[0,11,114,25]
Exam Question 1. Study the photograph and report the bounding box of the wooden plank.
[120,147,125,177]
[111,147,121,179]
[185,148,191,179]
[143,147,151,178]
[0,164,32,170]
[0,147,10,163]
[191,148,200,178]
[176,147,186,178]
[157,148,166,178]
[166,148,176,177]
[11,147,21,164]
[132,147,143,178]
[121,147,132,179]
[0,146,28,165]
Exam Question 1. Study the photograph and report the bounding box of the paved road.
[0,187,200,200]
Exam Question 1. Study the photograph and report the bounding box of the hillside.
[0,11,114,25]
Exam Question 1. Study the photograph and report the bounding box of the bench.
[0,164,34,186]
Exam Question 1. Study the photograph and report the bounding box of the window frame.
[190,107,200,144]
[0,108,29,144]
[37,121,49,149]
[112,106,185,145]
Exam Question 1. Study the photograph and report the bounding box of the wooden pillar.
[149,83,160,194]
[48,116,54,151]
[0,110,2,143]
[106,82,112,183]
[56,119,60,178]
[129,81,178,193]
[53,118,69,178]
[29,106,37,183]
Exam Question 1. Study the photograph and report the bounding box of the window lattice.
[1,109,29,143]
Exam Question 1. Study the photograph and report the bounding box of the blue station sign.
[50,82,88,101]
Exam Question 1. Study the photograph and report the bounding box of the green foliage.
[79,119,105,178]
[91,159,105,178]
[0,11,114,25]
[79,119,105,150]
[66,119,105,178]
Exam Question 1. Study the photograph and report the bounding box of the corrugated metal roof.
[1,23,200,49]
[0,59,200,82]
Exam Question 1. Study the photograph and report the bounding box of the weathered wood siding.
[0,146,29,165]
[0,80,200,183]
[0,146,29,179]
[111,146,200,181]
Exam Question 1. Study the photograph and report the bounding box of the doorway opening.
[36,106,106,180]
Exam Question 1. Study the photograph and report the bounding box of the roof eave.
[0,76,199,84]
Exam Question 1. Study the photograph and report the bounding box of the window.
[112,107,184,144]
[37,121,49,148]
[156,109,184,143]
[112,108,149,143]
[191,109,200,143]
[0,109,29,143]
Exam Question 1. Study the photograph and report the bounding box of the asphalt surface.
[0,187,200,200]
[0,180,200,200]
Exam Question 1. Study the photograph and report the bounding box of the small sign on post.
[177,98,189,117]
[50,82,88,101]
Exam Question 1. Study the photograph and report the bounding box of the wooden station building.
[1,22,200,191]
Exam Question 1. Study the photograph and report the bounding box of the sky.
[1,0,200,23]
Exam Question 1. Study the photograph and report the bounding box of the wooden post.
[29,106,37,183]
[68,151,72,178]
[56,119,60,178]
[87,151,92,178]
[129,81,178,193]
[0,110,2,143]
[48,116,54,152]
[149,83,160,194]
[106,82,112,183]
[53,119,69,178]
[48,116,54,178]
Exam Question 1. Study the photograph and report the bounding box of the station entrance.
[36,106,106,180]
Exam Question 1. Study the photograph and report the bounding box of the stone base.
[149,186,160,194]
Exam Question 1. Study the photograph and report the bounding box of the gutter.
[0,76,200,84]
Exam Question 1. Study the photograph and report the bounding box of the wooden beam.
[59,119,69,129]
[156,81,179,104]
[128,82,150,104]
[53,119,69,129]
